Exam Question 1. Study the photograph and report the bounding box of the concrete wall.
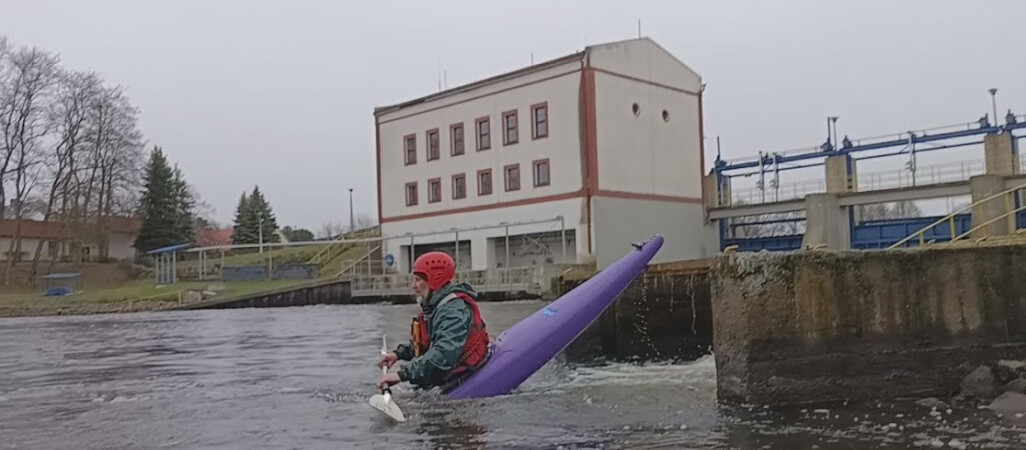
[377,60,584,221]
[178,279,355,310]
[591,41,703,199]
[563,259,713,363]
[591,196,707,268]
[712,247,1026,406]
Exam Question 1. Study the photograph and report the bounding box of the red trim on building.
[375,117,383,224]
[380,190,586,223]
[375,70,581,125]
[592,68,701,96]
[698,89,707,213]
[593,190,704,204]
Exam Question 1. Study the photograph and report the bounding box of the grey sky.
[1,0,1023,231]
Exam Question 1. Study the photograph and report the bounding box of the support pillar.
[703,173,730,208]
[969,174,1012,238]
[801,193,851,250]
[824,155,856,194]
[470,236,492,271]
[984,133,1017,176]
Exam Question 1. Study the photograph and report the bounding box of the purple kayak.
[446,234,664,400]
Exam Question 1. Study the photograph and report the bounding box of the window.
[502,110,518,145]
[478,169,493,196]
[452,173,466,199]
[426,129,440,161]
[504,164,520,191]
[405,182,418,206]
[533,159,550,187]
[404,134,417,165]
[531,103,548,139]
[450,123,465,156]
[428,178,441,203]
[476,117,490,150]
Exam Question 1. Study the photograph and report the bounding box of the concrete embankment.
[712,246,1026,406]
[168,279,360,310]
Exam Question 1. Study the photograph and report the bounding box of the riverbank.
[0,278,323,318]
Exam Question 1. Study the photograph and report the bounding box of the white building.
[374,37,709,272]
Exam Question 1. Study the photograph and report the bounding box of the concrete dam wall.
[712,245,1026,406]
[563,260,714,363]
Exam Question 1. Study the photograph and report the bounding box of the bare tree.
[319,221,344,240]
[26,70,102,281]
[857,200,922,221]
[0,44,59,284]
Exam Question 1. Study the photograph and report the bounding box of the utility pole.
[348,188,355,233]
[258,216,264,254]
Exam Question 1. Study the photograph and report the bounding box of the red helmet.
[413,251,456,291]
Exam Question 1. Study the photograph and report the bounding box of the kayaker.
[377,251,491,392]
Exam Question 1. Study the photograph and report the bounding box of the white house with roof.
[373,37,709,273]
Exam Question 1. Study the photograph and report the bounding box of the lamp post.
[348,188,355,233]
[989,88,999,127]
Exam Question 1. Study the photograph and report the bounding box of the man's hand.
[378,352,399,369]
[377,373,401,390]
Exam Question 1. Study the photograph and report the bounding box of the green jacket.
[394,282,478,388]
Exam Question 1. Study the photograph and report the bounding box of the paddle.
[369,334,406,422]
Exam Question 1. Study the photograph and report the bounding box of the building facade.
[374,38,708,272]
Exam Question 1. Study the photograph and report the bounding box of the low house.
[0,216,142,262]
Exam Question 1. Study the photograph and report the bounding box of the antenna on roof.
[531,52,534,65]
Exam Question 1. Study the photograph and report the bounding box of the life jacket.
[410,291,490,379]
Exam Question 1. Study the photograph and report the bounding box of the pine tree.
[230,185,279,245]
[134,147,195,252]
[249,185,279,244]
[231,192,255,245]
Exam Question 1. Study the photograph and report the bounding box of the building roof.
[0,216,142,239]
[373,37,698,118]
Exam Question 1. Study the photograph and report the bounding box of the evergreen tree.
[134,147,195,252]
[249,185,280,244]
[230,185,279,245]
[231,192,256,245]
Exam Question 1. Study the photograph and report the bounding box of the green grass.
[0,277,327,318]
[0,230,384,318]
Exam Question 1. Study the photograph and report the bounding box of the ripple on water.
[1,304,1025,449]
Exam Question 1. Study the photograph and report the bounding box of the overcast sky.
[1,0,1023,231]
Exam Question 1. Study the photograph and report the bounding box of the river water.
[2,301,1024,449]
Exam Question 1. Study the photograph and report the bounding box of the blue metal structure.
[851,215,972,249]
[712,110,1026,252]
[147,243,192,285]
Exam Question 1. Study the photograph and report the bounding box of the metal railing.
[887,184,1026,249]
[857,159,985,192]
[350,266,544,297]
[336,245,382,278]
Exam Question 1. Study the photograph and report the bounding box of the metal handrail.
[887,184,1026,249]
[952,203,1026,242]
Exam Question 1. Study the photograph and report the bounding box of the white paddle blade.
[369,393,406,422]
